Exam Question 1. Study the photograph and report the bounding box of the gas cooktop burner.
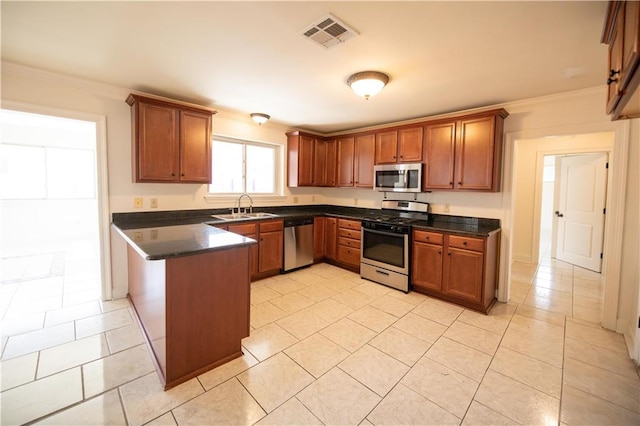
[366,215,417,225]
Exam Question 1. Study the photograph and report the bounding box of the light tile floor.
[1,250,639,425]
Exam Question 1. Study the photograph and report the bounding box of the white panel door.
[555,153,608,272]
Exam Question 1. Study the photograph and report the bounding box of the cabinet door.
[423,122,455,189]
[179,110,212,183]
[228,223,259,277]
[337,244,360,267]
[443,247,484,304]
[354,134,375,187]
[325,217,337,260]
[259,230,283,273]
[411,241,443,291]
[398,127,423,162]
[337,137,355,187]
[136,102,179,182]
[375,131,398,164]
[298,135,315,186]
[314,139,327,186]
[314,217,326,260]
[607,7,625,114]
[621,1,640,89]
[455,116,497,191]
[325,139,338,186]
[314,139,336,187]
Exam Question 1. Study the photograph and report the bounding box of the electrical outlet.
[354,198,358,206]
[150,198,158,208]
[293,196,299,203]
[312,195,316,202]
[443,204,450,213]
[133,232,143,243]
[134,197,143,208]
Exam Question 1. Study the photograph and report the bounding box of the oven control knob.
[390,226,396,232]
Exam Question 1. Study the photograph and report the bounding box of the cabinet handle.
[438,251,442,255]
[171,173,176,176]
[181,173,185,177]
[458,181,462,185]
[449,182,453,185]
[607,77,619,85]
[463,241,467,246]
[609,69,620,77]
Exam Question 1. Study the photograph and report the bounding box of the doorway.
[0,107,109,324]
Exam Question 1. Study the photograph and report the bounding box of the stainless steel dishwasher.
[283,217,314,272]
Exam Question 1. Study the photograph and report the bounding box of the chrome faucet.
[236,193,254,214]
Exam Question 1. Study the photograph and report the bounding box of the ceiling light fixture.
[347,71,389,100]
[250,113,270,125]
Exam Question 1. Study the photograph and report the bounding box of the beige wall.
[2,63,638,356]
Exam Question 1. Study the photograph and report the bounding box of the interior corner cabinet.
[336,137,355,187]
[411,229,500,313]
[313,217,326,261]
[423,109,508,192]
[286,131,316,187]
[602,0,640,119]
[375,126,424,164]
[314,139,337,187]
[127,94,214,183]
[324,217,338,261]
[354,133,376,187]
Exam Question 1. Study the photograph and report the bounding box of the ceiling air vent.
[300,14,358,49]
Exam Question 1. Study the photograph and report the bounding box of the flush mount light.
[347,71,389,100]
[250,113,270,125]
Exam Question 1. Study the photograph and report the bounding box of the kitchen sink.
[244,212,278,218]
[211,212,279,221]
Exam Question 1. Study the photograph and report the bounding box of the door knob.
[555,211,564,218]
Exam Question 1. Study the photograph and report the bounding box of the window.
[209,138,278,195]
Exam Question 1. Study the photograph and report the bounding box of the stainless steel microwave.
[374,163,422,192]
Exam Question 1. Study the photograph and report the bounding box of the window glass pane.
[246,145,275,193]
[47,148,96,199]
[0,144,46,199]
[210,141,243,193]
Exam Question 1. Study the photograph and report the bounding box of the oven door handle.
[362,227,405,238]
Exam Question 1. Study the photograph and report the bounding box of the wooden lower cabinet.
[336,218,361,270]
[227,223,259,277]
[258,220,284,274]
[313,217,326,261]
[127,244,251,389]
[411,229,500,313]
[325,217,338,261]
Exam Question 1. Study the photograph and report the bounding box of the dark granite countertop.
[112,204,500,260]
[113,223,256,260]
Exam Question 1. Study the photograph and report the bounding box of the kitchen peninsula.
[113,221,256,390]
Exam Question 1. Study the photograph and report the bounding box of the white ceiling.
[1,1,608,133]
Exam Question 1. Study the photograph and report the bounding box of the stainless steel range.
[360,200,429,292]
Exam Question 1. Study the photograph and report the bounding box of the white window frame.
[206,135,284,200]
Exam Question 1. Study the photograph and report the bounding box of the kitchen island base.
[127,245,251,390]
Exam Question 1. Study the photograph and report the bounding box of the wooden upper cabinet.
[314,139,336,187]
[179,110,212,182]
[456,115,499,191]
[375,126,423,164]
[602,1,640,119]
[287,131,315,187]
[127,94,214,183]
[424,122,456,189]
[354,133,375,187]
[337,137,355,187]
[375,131,398,164]
[398,127,424,162]
[423,109,507,192]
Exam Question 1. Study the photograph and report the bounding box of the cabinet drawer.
[259,220,284,232]
[413,230,443,245]
[227,223,257,236]
[338,219,361,231]
[338,228,361,240]
[448,235,484,252]
[338,237,360,249]
[337,245,360,266]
